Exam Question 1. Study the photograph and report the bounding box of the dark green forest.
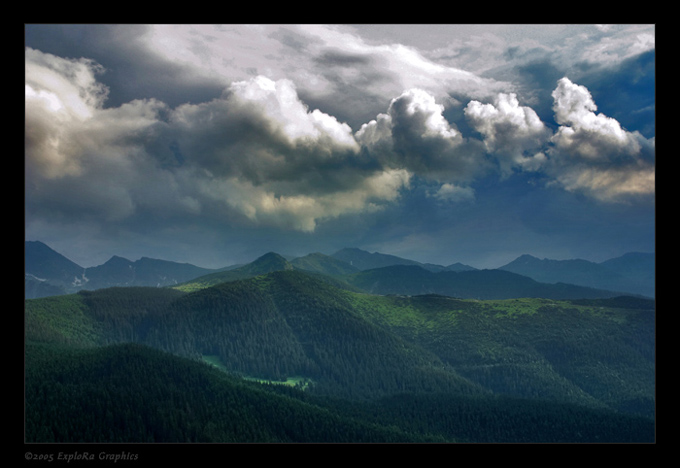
[25,342,654,443]
[25,269,655,443]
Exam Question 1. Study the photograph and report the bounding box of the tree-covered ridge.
[26,269,654,422]
[148,271,484,399]
[347,292,655,417]
[25,341,655,443]
[26,287,186,348]
[172,252,295,292]
[25,342,441,443]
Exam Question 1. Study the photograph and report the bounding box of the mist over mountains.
[25,240,654,300]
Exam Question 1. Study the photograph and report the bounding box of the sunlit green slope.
[26,269,655,419]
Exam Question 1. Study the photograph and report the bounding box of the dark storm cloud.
[25,25,654,268]
[25,24,225,109]
[356,88,488,184]
[25,44,653,234]
[25,50,411,236]
[314,49,376,67]
[464,92,551,175]
[512,58,565,125]
[267,27,317,54]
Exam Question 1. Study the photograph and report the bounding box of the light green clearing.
[201,355,313,389]
[202,355,229,372]
[241,375,313,389]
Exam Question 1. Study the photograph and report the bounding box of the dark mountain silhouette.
[26,241,654,300]
[499,253,654,298]
[25,241,221,298]
[25,241,84,285]
[331,247,476,272]
[290,252,360,276]
[344,264,631,300]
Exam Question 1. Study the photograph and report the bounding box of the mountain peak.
[103,255,133,266]
[242,252,293,273]
[515,254,541,262]
[25,240,84,284]
[254,252,290,263]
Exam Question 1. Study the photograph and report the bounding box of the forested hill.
[25,341,654,443]
[26,269,655,425]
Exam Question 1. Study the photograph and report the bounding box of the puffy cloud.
[551,77,640,159]
[25,49,411,233]
[168,75,378,197]
[25,48,108,179]
[167,75,414,230]
[457,77,654,202]
[546,77,654,201]
[465,92,551,174]
[140,24,509,130]
[225,76,356,149]
[356,88,488,183]
[25,48,195,224]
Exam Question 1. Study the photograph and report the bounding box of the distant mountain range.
[498,253,654,298]
[331,247,476,272]
[25,241,222,298]
[24,241,654,300]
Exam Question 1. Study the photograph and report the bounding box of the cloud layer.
[26,43,654,242]
[24,25,654,269]
[25,49,414,233]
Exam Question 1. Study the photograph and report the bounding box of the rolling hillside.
[25,342,439,443]
[25,341,653,443]
[26,270,655,419]
[24,243,656,442]
[290,252,361,276]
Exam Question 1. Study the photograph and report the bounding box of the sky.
[24,24,655,269]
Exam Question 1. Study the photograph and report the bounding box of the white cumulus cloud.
[465,92,551,174]
[546,77,654,201]
[356,88,488,183]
